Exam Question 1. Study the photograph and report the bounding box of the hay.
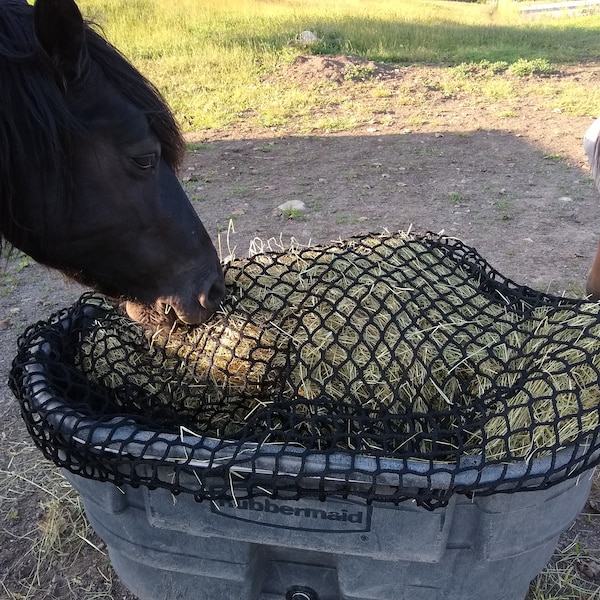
[77,232,600,462]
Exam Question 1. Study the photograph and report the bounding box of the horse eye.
[130,153,157,171]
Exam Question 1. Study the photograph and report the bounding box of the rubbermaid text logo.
[212,497,372,532]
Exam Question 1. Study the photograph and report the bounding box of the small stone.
[299,30,318,43]
[278,200,306,212]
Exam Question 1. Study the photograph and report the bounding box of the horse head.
[0,0,225,326]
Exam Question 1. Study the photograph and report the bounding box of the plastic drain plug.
[286,585,320,600]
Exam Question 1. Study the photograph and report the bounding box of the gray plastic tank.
[65,466,593,600]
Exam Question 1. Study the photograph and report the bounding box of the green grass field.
[76,0,600,131]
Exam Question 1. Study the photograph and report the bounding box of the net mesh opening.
[9,231,600,510]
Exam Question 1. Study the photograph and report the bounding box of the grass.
[344,63,376,81]
[0,441,113,599]
[528,537,600,600]
[1,251,32,296]
[76,0,600,132]
[281,207,304,220]
[448,192,468,204]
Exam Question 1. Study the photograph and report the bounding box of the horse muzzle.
[125,276,226,328]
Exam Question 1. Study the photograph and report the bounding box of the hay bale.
[77,232,600,462]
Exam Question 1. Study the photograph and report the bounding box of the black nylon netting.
[9,231,600,510]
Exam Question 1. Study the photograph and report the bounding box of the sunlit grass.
[535,80,600,116]
[76,0,600,131]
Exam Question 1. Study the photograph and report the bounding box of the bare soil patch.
[267,54,400,85]
[3,57,600,599]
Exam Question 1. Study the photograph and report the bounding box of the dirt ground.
[3,56,600,599]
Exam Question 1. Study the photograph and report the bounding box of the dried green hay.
[76,232,600,463]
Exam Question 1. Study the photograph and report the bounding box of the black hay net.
[9,231,600,510]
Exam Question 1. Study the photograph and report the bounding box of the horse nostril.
[202,277,226,311]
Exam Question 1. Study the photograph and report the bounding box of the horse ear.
[34,0,86,78]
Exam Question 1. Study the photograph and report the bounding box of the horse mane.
[83,23,185,170]
[0,0,185,252]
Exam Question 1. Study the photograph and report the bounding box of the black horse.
[0,0,225,326]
